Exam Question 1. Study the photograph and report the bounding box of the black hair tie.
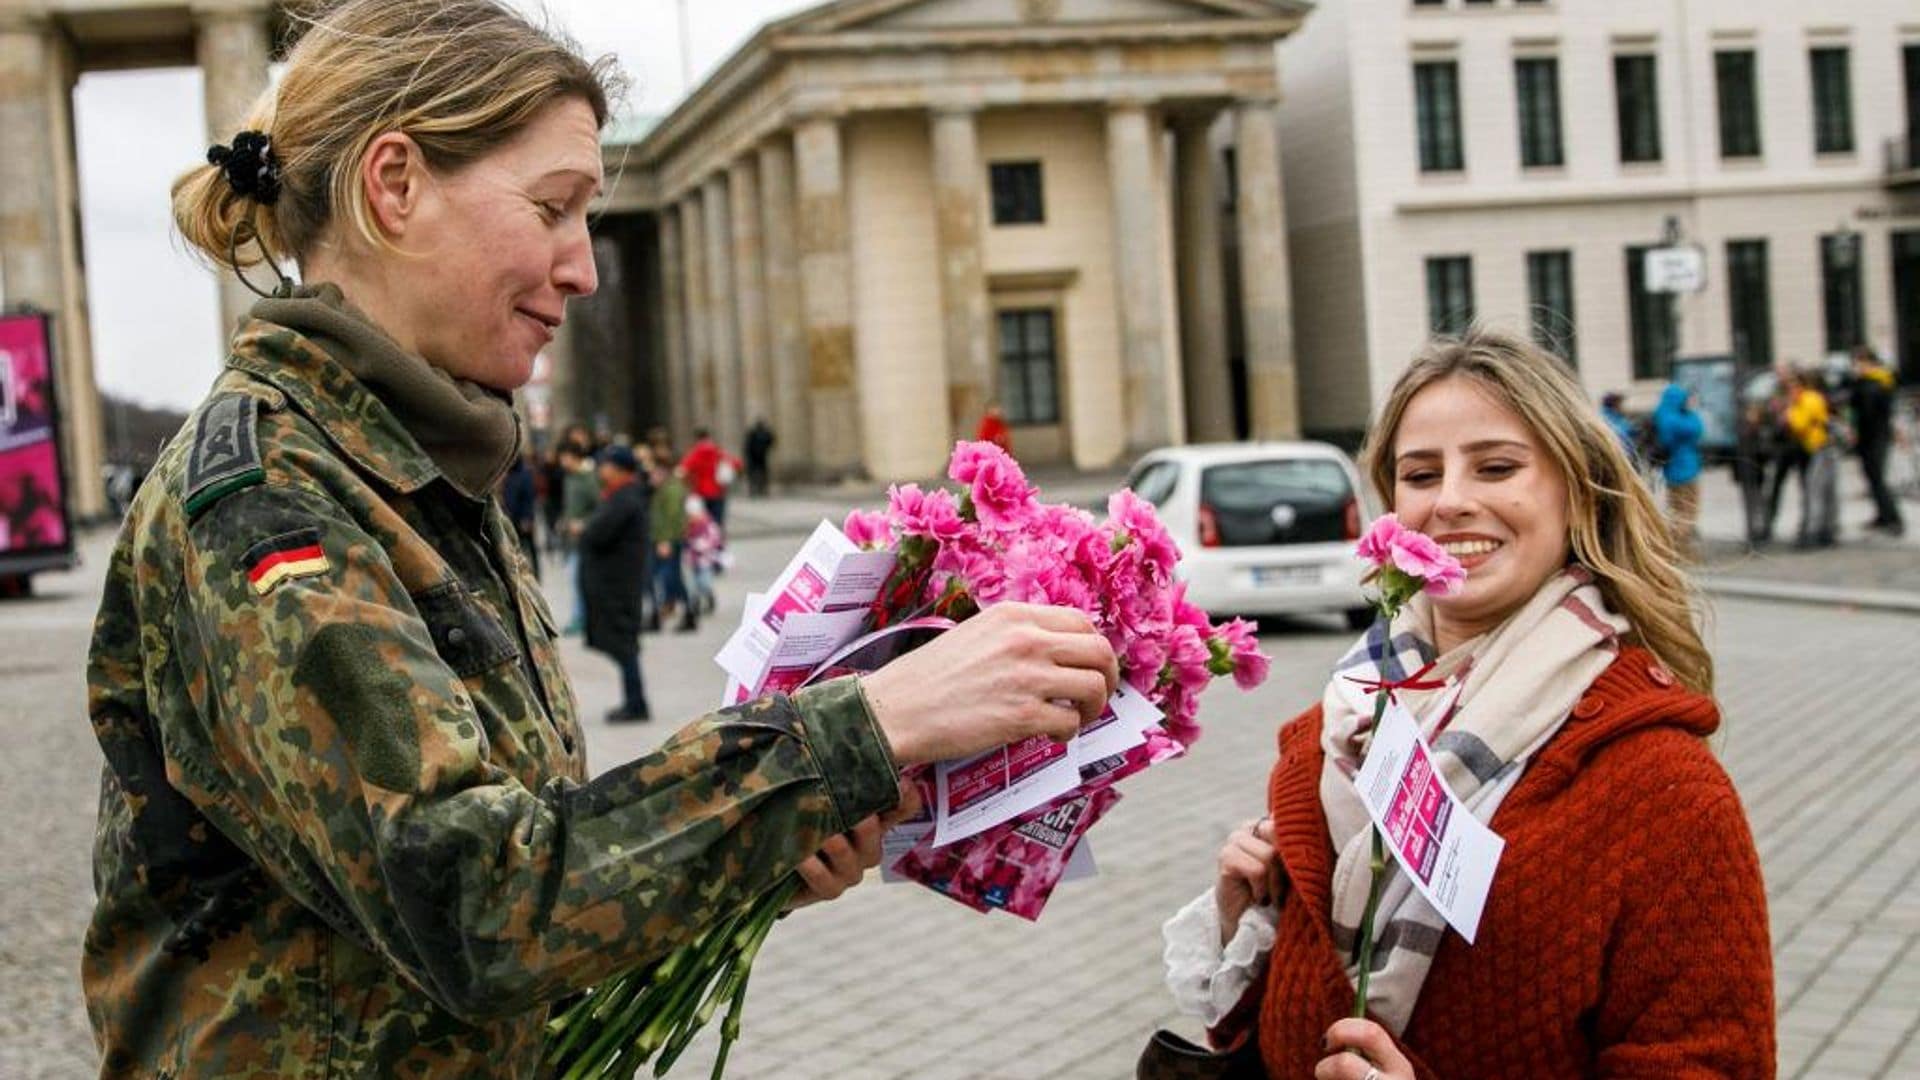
[207,130,282,205]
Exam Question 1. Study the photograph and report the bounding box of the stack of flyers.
[712,520,1190,921]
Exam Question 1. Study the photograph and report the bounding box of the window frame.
[1526,249,1577,365]
[988,161,1046,227]
[1725,238,1774,369]
[1625,244,1678,380]
[1425,255,1475,337]
[1715,49,1763,160]
[1809,46,1855,155]
[1414,60,1466,173]
[1820,233,1865,355]
[1515,56,1566,168]
[995,306,1062,426]
[1613,53,1663,164]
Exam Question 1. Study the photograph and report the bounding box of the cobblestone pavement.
[4,519,1915,1078]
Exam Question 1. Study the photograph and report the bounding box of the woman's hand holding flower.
[1316,1018,1416,1080]
[1215,817,1280,945]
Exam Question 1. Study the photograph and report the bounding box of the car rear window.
[1200,459,1353,546]
[1127,461,1180,507]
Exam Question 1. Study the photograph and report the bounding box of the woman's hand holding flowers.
[1215,817,1280,945]
[1316,1018,1415,1080]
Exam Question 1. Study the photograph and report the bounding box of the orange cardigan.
[1215,647,1775,1079]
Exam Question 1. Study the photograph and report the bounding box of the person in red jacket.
[1162,328,1772,1079]
[678,426,740,532]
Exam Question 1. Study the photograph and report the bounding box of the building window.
[1809,47,1854,155]
[1425,256,1474,336]
[1414,61,1465,173]
[1626,245,1678,380]
[1726,239,1773,368]
[1515,58,1565,168]
[1821,233,1865,354]
[1614,54,1662,164]
[1715,50,1762,159]
[997,308,1059,424]
[1526,250,1576,364]
[989,162,1044,226]
[1907,45,1920,163]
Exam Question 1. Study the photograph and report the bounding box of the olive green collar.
[229,284,520,501]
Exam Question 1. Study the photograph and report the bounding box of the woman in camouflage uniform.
[83,3,1118,1076]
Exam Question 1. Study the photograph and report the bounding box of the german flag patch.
[243,528,331,595]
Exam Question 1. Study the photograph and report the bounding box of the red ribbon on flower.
[1345,659,1446,702]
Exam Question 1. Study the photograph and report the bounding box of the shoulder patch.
[184,394,265,519]
[242,527,331,595]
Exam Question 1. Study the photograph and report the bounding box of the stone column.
[700,174,741,448]
[929,106,992,445]
[727,157,773,434]
[1106,102,1174,452]
[1174,112,1234,443]
[680,193,713,428]
[1,15,107,519]
[1233,97,1300,439]
[793,115,861,478]
[195,2,274,337]
[657,207,690,447]
[757,135,810,477]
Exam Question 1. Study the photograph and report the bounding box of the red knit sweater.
[1217,647,1775,1078]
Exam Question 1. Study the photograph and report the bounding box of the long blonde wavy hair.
[1359,328,1713,694]
[172,0,623,272]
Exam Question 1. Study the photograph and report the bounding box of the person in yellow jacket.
[1782,367,1838,547]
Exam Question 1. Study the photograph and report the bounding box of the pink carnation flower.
[888,483,965,542]
[947,441,1036,529]
[843,509,892,549]
[1355,512,1466,596]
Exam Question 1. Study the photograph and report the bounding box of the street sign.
[1645,246,1706,293]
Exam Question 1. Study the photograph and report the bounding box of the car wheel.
[1344,607,1375,632]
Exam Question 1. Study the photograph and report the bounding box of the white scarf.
[1318,567,1627,1034]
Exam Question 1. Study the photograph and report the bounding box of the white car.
[1126,443,1376,629]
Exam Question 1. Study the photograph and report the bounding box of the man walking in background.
[1850,347,1906,537]
[579,445,652,723]
[744,417,776,497]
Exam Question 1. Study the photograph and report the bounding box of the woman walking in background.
[1652,383,1705,550]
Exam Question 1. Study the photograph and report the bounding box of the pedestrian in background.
[686,492,723,618]
[501,447,541,579]
[680,426,739,532]
[976,402,1012,453]
[1759,364,1805,543]
[539,445,567,553]
[1783,367,1839,548]
[745,416,776,497]
[1850,346,1906,537]
[650,460,697,632]
[559,443,599,634]
[580,445,652,722]
[1599,391,1638,463]
[1652,383,1704,549]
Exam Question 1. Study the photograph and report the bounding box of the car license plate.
[1252,565,1320,587]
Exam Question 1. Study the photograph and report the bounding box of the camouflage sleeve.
[172,481,901,1023]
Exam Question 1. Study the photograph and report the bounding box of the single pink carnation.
[947,440,1035,528]
[1106,490,1180,580]
[1355,512,1466,596]
[1355,513,1406,567]
[1215,618,1271,690]
[887,483,965,542]
[843,508,891,549]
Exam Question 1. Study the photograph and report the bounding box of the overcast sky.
[73,0,810,410]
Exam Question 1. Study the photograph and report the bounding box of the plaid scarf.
[1317,566,1627,1034]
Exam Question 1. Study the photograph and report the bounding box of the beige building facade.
[583,0,1312,480]
[1278,0,1920,434]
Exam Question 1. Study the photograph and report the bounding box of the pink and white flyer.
[932,733,1079,847]
[1352,699,1505,944]
[713,522,893,689]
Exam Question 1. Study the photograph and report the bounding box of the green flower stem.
[1351,667,1394,1019]
[709,961,754,1080]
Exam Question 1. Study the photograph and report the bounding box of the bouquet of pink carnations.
[544,442,1269,1079]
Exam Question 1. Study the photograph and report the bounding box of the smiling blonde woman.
[1162,328,1772,1080]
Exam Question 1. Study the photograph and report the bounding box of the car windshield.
[1200,458,1352,546]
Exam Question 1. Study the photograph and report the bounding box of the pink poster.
[0,315,68,554]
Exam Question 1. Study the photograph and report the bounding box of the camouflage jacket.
[84,319,901,1078]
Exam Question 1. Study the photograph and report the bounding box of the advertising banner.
[0,314,71,557]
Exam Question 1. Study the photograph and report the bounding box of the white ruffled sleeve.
[1161,886,1278,1028]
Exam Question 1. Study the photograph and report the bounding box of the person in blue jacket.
[1652,382,1705,547]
